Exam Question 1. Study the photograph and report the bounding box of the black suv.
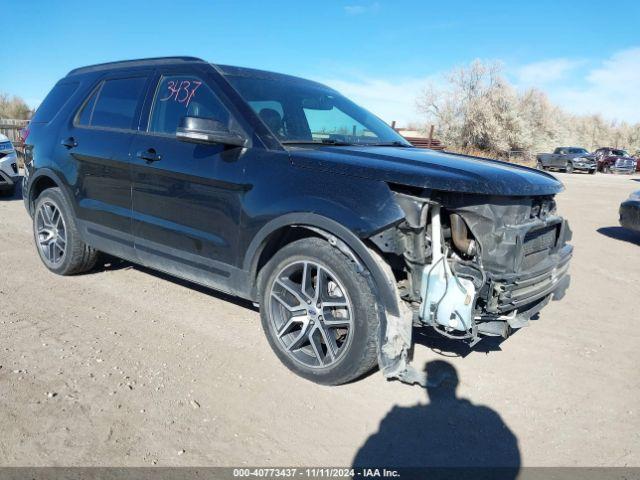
[23,57,573,385]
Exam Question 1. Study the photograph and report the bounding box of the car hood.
[290,146,564,196]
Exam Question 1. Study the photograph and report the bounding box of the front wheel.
[258,237,379,385]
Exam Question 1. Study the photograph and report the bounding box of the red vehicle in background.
[595,147,639,173]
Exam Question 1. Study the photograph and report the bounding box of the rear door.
[129,67,250,291]
[67,72,151,253]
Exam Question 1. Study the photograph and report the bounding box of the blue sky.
[2,0,640,124]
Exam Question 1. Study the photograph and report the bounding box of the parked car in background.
[595,148,638,174]
[0,133,20,196]
[536,147,596,174]
[620,190,640,233]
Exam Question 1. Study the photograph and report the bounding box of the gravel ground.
[0,172,639,467]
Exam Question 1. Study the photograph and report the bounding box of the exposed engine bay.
[369,187,573,385]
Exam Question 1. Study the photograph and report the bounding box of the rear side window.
[76,77,147,130]
[31,82,78,123]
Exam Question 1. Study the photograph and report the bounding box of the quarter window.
[76,87,99,126]
[148,76,230,134]
[86,77,148,130]
[31,82,78,124]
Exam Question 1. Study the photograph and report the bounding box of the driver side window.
[148,75,230,135]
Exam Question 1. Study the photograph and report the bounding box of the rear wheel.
[33,188,99,275]
[258,237,379,385]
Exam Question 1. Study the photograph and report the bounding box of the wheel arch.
[27,168,74,216]
[245,212,401,317]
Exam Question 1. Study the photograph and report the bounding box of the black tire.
[589,169,596,175]
[33,187,99,275]
[258,237,379,385]
[566,162,574,174]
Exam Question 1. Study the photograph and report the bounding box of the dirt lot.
[1,172,639,467]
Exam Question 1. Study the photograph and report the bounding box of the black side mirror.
[176,116,247,147]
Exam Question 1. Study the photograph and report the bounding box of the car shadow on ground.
[352,360,521,475]
[0,177,22,201]
[92,254,259,312]
[413,327,514,358]
[597,226,640,246]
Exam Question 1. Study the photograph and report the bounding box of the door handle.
[61,137,78,149]
[136,149,162,163]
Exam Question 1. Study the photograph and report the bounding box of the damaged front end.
[369,187,573,385]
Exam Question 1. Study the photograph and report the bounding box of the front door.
[130,70,250,292]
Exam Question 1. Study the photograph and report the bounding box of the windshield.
[223,72,411,147]
[567,148,589,155]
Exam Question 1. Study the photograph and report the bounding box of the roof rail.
[66,56,206,76]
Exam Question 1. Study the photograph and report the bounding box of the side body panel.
[128,65,259,294]
[64,124,136,238]
[236,147,405,306]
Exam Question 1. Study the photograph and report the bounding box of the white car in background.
[0,133,20,196]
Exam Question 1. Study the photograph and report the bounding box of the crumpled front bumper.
[485,243,572,314]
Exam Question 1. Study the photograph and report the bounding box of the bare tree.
[0,93,32,119]
[416,60,640,158]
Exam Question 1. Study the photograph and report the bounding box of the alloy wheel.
[268,260,354,369]
[36,201,67,266]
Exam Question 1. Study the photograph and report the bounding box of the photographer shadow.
[353,361,520,477]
